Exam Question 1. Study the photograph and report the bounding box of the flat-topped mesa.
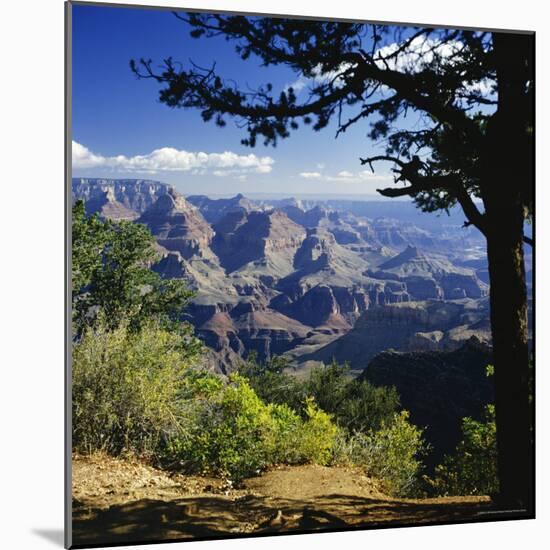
[372,218,436,249]
[300,299,491,369]
[138,188,214,259]
[72,178,170,215]
[372,245,488,300]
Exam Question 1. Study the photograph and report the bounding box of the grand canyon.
[73,178,531,377]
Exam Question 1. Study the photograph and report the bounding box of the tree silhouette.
[131,14,534,508]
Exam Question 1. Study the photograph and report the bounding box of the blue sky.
[71,4,459,198]
[71,3,403,197]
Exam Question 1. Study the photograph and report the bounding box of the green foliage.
[132,20,534,215]
[72,316,202,455]
[72,200,194,334]
[306,360,351,416]
[72,200,111,298]
[238,356,419,492]
[73,319,424,490]
[334,411,427,497]
[72,201,426,490]
[237,354,306,411]
[299,396,340,465]
[167,375,340,481]
[428,405,498,496]
[241,357,400,433]
[307,361,401,433]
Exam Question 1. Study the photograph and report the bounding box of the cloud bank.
[299,169,392,184]
[72,141,274,175]
[299,171,322,179]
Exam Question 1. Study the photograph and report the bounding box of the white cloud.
[72,141,106,169]
[299,169,392,184]
[299,171,322,179]
[72,141,274,175]
[336,170,354,178]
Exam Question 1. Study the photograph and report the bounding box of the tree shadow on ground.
[72,493,495,546]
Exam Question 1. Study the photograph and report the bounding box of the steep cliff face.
[144,189,247,312]
[282,204,363,245]
[72,178,170,215]
[371,246,487,300]
[299,299,491,369]
[138,189,214,259]
[152,250,240,306]
[81,187,139,221]
[271,285,349,328]
[272,229,409,327]
[231,308,312,360]
[360,339,494,466]
[290,228,368,280]
[212,210,306,277]
[190,301,313,367]
[281,204,329,228]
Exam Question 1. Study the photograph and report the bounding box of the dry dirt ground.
[72,453,493,546]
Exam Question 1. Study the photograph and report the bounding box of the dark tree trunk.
[485,220,532,508]
[481,32,533,509]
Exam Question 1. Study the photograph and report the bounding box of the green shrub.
[298,397,340,465]
[333,378,401,434]
[72,317,200,455]
[167,375,340,481]
[429,405,498,496]
[237,354,306,411]
[334,411,427,497]
[240,357,400,433]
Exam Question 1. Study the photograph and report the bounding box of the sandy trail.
[72,454,494,546]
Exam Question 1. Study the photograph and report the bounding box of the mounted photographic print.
[65,1,535,547]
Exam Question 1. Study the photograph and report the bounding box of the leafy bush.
[240,357,400,433]
[73,319,340,482]
[310,364,401,433]
[167,375,340,481]
[334,411,427,497]
[428,405,498,496]
[74,315,424,490]
[237,354,306,411]
[298,397,340,465]
[72,317,201,455]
